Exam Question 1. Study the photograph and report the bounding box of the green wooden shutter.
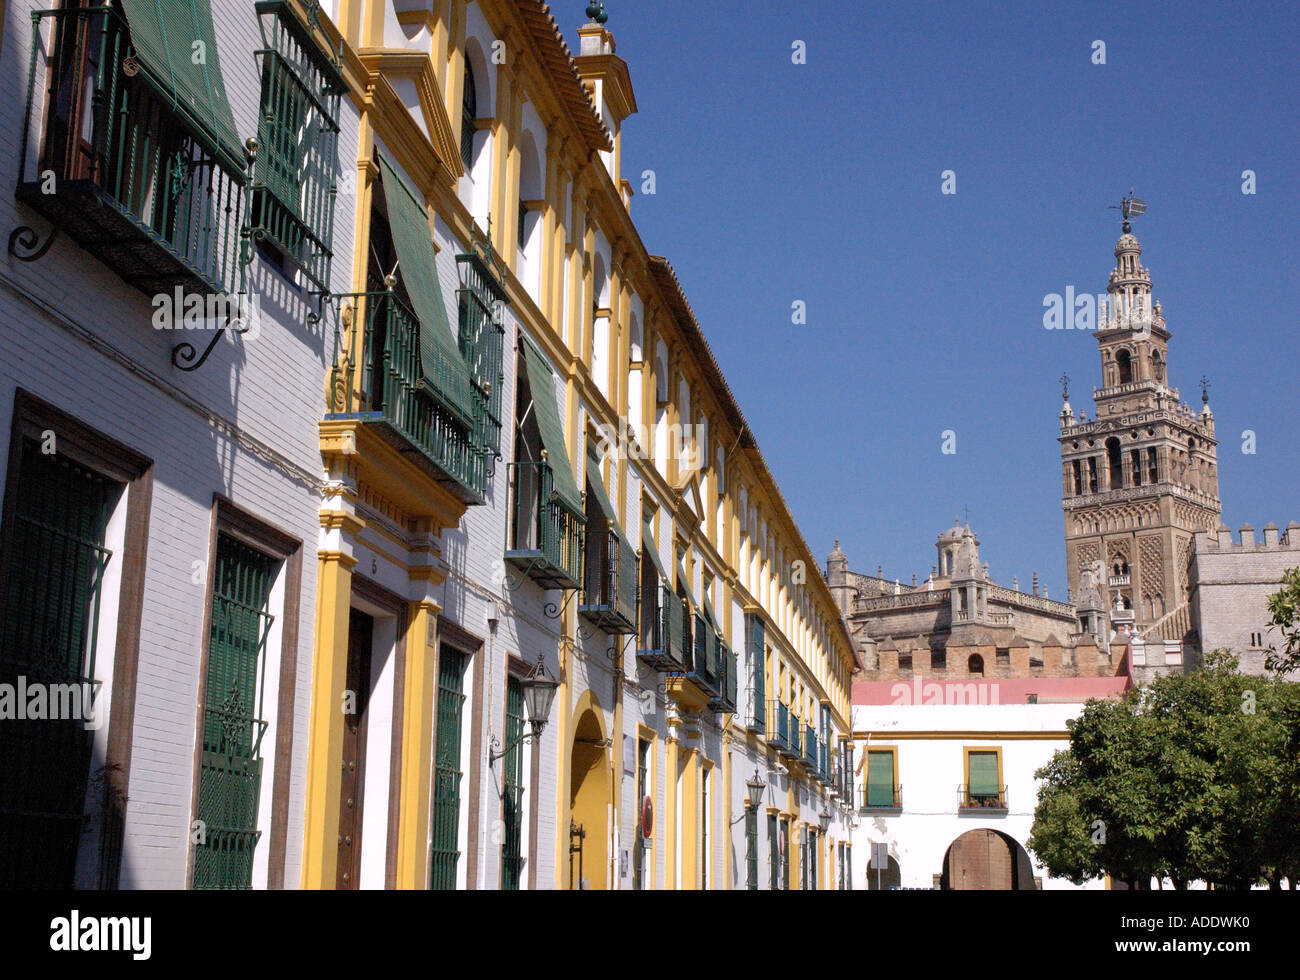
[430,647,467,889]
[117,0,246,174]
[968,752,999,797]
[745,807,758,890]
[520,339,583,515]
[193,533,276,890]
[376,153,475,427]
[768,813,779,891]
[747,612,765,726]
[501,676,525,890]
[0,442,114,888]
[867,751,894,807]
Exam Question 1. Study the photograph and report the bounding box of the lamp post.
[745,770,766,809]
[489,657,558,762]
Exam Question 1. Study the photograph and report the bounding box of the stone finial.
[585,1,609,25]
[1032,571,1039,597]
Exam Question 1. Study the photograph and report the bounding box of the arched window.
[1116,349,1133,384]
[1106,437,1123,489]
[460,62,477,174]
[968,654,984,677]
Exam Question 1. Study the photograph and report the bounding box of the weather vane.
[1108,188,1147,233]
[1060,372,1070,401]
[1200,375,1210,405]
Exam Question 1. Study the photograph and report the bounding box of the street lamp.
[745,769,766,809]
[489,657,558,762]
[818,804,832,834]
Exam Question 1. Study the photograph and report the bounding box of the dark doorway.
[336,609,372,888]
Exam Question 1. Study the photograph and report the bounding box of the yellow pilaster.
[665,735,678,889]
[301,546,357,889]
[722,734,732,889]
[394,600,442,888]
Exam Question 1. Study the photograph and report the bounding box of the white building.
[850,678,1127,890]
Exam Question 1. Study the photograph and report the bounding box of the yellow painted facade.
[297,0,858,890]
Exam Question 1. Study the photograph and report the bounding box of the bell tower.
[1058,199,1221,643]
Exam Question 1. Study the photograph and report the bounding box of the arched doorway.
[940,829,1035,890]
[568,701,610,889]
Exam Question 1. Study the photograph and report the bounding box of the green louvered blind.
[745,807,758,890]
[376,153,475,427]
[118,0,246,174]
[866,751,894,807]
[430,646,467,889]
[0,442,114,889]
[746,612,765,728]
[520,339,583,515]
[193,533,276,890]
[501,675,525,890]
[768,813,779,891]
[968,752,999,797]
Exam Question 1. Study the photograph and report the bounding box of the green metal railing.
[708,640,737,714]
[251,1,344,292]
[456,243,507,459]
[328,291,486,501]
[505,461,583,590]
[501,676,525,890]
[636,579,687,671]
[804,725,818,771]
[579,528,638,632]
[430,648,467,889]
[16,5,245,296]
[0,442,113,889]
[767,700,793,754]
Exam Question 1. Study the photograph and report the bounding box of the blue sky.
[588,0,1299,598]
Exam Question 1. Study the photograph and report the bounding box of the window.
[898,652,913,671]
[1107,437,1124,489]
[634,738,650,890]
[964,749,1003,809]
[995,647,1010,666]
[0,438,119,888]
[461,61,477,174]
[193,534,278,890]
[430,646,468,888]
[931,648,946,670]
[768,813,779,890]
[456,236,508,462]
[782,818,791,890]
[518,199,529,252]
[968,654,984,676]
[1089,457,1099,493]
[251,2,345,291]
[745,805,758,890]
[1072,459,1082,495]
[501,675,525,890]
[865,749,897,808]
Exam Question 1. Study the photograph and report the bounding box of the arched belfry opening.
[1116,349,1133,384]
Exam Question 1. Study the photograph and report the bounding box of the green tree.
[1029,651,1300,889]
[1265,567,1300,674]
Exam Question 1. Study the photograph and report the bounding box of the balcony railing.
[15,6,246,296]
[803,726,818,771]
[708,640,737,714]
[766,700,795,756]
[958,785,1008,812]
[863,785,903,810]
[328,291,486,502]
[505,460,583,590]
[637,581,687,671]
[579,529,638,633]
[682,611,721,699]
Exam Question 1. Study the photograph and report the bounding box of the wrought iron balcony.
[766,700,795,755]
[803,725,819,771]
[579,528,638,633]
[863,784,903,810]
[327,291,487,502]
[13,5,246,297]
[505,460,583,590]
[636,581,688,671]
[708,641,738,714]
[958,784,1008,812]
[681,611,721,700]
